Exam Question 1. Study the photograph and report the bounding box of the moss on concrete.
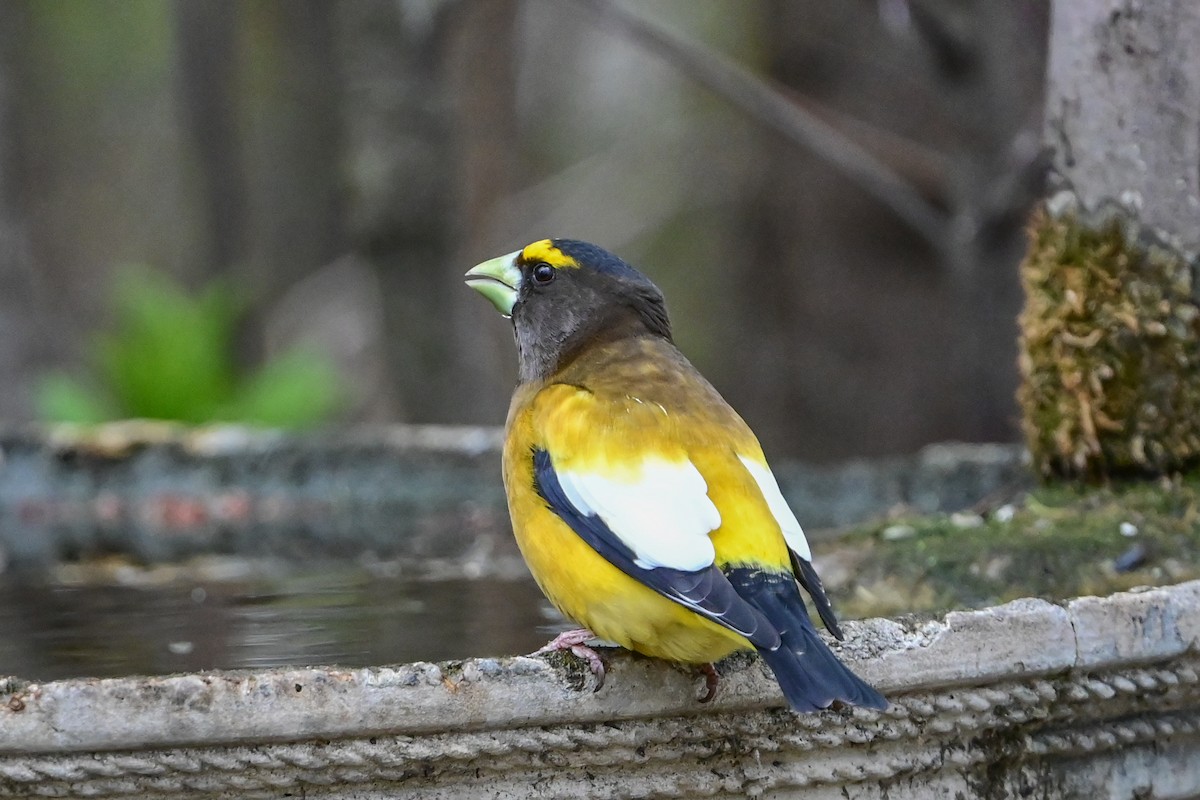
[1017,206,1200,479]
[825,473,1200,620]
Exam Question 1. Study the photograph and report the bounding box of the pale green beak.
[464,250,522,317]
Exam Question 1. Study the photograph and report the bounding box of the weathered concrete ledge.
[0,422,1027,568]
[2,580,1197,798]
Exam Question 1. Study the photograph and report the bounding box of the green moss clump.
[826,474,1200,620]
[1017,206,1200,479]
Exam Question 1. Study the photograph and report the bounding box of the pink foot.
[533,628,606,691]
[697,662,719,703]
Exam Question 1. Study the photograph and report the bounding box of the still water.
[0,560,557,682]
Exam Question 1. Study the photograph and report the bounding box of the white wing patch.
[738,455,812,561]
[557,458,721,571]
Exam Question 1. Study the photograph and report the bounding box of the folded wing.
[533,448,780,649]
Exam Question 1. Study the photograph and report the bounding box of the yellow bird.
[465,238,885,712]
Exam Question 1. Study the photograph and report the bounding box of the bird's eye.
[531,262,556,285]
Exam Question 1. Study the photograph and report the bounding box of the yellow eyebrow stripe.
[521,239,579,269]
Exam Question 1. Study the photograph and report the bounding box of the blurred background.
[0,0,1049,462]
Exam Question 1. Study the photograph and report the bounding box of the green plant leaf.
[223,348,342,428]
[35,373,116,423]
[38,266,343,429]
[96,267,239,422]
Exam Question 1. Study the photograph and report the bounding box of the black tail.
[757,624,887,712]
[728,567,887,712]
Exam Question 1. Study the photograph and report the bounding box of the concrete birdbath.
[0,424,1197,799]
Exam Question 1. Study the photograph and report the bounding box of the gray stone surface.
[867,597,1076,690]
[1,580,1198,798]
[1069,581,1200,669]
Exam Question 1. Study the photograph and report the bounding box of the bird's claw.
[534,628,596,654]
[568,644,606,691]
[697,662,719,703]
[533,628,606,692]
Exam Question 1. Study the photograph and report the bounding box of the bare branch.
[571,0,954,255]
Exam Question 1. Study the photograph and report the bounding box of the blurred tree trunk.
[443,0,521,423]
[241,0,347,297]
[338,0,451,422]
[0,5,42,420]
[338,0,519,424]
[175,0,347,291]
[173,0,244,283]
[1045,0,1200,253]
[725,0,1047,461]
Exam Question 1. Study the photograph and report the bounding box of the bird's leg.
[533,628,606,691]
[535,628,596,652]
[697,662,720,703]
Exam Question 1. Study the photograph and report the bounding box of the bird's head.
[465,239,671,382]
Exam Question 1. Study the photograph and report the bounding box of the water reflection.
[0,563,557,682]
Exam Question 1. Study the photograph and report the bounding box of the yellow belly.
[509,483,751,664]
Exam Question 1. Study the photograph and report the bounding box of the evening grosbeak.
[465,238,886,712]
